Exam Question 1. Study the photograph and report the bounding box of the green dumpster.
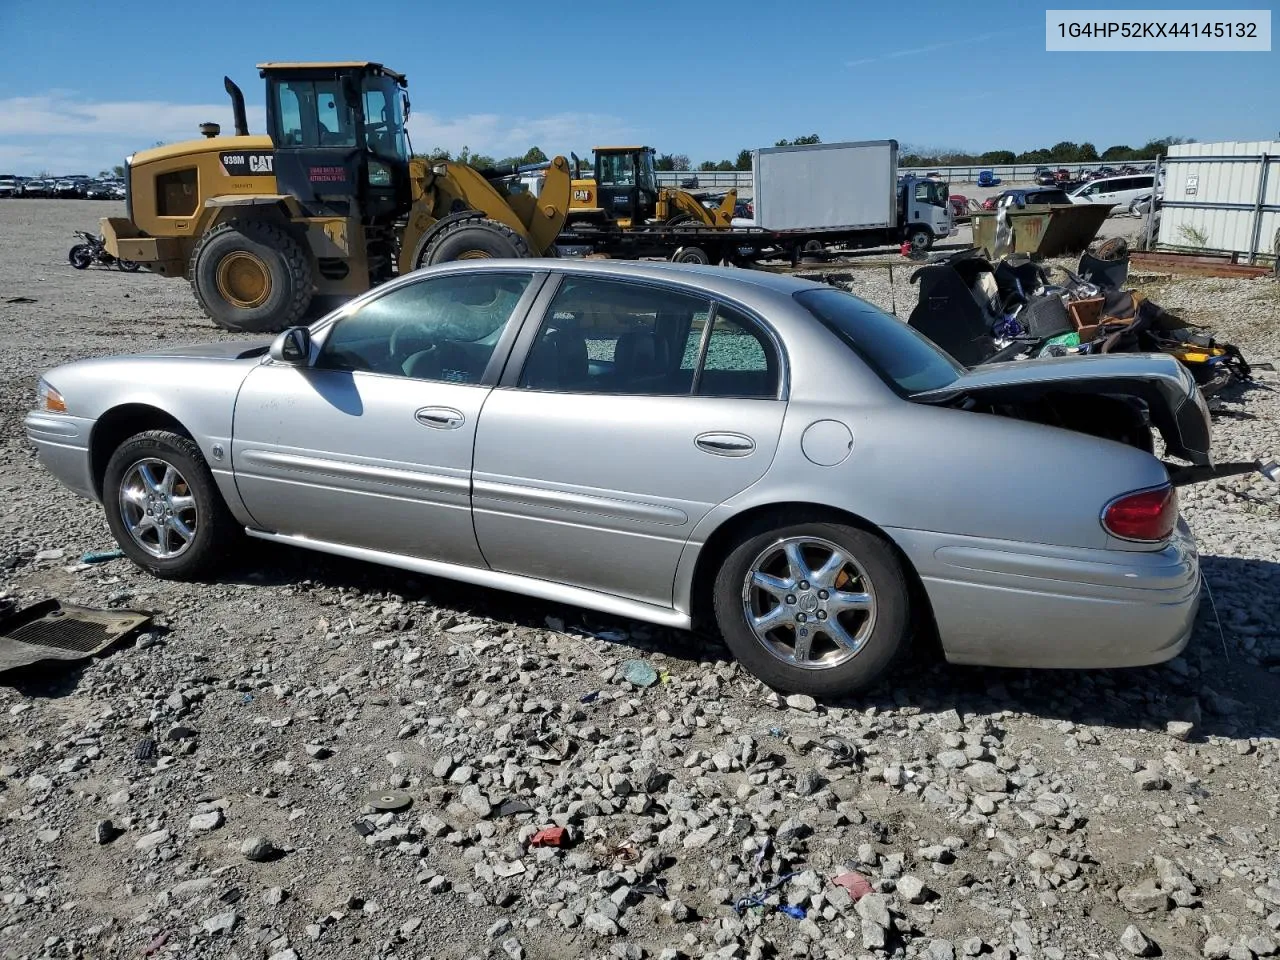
[970,203,1115,258]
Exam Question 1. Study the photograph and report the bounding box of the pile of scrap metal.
[908,240,1254,395]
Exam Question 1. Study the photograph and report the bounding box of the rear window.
[795,288,964,395]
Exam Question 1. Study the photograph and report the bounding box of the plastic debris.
[580,690,600,704]
[832,871,874,902]
[529,826,567,848]
[621,659,658,688]
[497,799,534,816]
[734,872,800,914]
[81,548,126,564]
[778,904,806,919]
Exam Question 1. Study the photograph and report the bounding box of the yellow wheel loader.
[102,62,570,332]
[566,147,735,230]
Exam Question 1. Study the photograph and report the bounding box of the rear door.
[471,274,787,607]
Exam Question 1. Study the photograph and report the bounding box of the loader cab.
[259,61,411,221]
[594,147,659,225]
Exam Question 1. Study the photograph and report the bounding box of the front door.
[472,274,787,607]
[232,270,542,566]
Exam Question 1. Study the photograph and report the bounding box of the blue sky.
[0,0,1274,175]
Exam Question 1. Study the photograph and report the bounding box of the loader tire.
[191,219,313,333]
[417,218,531,267]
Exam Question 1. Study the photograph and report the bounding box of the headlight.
[37,378,67,413]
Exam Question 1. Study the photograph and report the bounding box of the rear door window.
[518,276,780,398]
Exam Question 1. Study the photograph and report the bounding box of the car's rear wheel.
[713,521,911,697]
[103,430,237,580]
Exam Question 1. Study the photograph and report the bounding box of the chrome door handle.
[695,432,755,457]
[415,406,464,429]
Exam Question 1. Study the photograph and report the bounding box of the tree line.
[900,136,1191,167]
[415,135,1191,175]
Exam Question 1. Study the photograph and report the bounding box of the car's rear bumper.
[887,521,1199,669]
[25,412,97,500]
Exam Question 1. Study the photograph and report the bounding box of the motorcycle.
[68,231,139,272]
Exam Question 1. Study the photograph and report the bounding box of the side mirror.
[270,327,311,365]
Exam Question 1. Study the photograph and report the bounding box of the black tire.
[906,226,933,252]
[102,430,238,580]
[418,218,530,267]
[69,245,92,269]
[672,245,711,264]
[117,259,140,272]
[190,219,313,333]
[713,520,911,698]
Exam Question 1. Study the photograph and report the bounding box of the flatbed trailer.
[556,221,920,267]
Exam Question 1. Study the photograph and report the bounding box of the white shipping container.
[1158,140,1280,259]
[752,140,897,232]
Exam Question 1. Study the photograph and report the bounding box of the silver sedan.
[25,260,1235,695]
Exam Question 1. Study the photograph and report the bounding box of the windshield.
[795,287,964,395]
[362,76,408,161]
[598,152,634,186]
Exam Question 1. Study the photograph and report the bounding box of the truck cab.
[569,147,660,227]
[899,175,954,250]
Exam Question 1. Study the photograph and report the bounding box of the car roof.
[424,257,825,298]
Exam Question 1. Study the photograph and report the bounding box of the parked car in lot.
[977,170,1001,187]
[0,175,19,198]
[981,187,1073,211]
[1068,174,1158,211]
[1053,168,1073,183]
[28,261,1229,694]
[1033,167,1056,186]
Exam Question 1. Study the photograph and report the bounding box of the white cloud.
[408,111,636,159]
[846,31,1015,67]
[0,93,637,173]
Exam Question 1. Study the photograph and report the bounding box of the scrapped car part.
[0,600,150,674]
[365,790,413,812]
[1165,459,1280,487]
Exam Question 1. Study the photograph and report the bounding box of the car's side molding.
[244,528,693,629]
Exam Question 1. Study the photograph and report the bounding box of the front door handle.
[415,406,465,430]
[695,432,755,457]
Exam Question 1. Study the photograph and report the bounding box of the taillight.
[1103,485,1178,542]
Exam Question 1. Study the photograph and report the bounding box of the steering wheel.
[389,322,439,360]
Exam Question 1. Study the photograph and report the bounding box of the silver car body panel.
[246,528,692,628]
[231,366,490,567]
[26,353,267,524]
[473,390,786,605]
[26,259,1209,672]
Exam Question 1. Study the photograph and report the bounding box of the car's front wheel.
[103,430,237,580]
[713,520,911,697]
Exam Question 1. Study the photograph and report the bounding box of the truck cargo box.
[752,140,897,232]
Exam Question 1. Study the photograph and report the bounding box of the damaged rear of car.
[793,284,1275,673]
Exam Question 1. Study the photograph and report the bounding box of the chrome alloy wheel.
[118,458,198,559]
[741,536,876,670]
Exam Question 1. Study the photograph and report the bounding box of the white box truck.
[751,140,953,251]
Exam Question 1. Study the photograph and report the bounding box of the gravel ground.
[1,199,1280,960]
